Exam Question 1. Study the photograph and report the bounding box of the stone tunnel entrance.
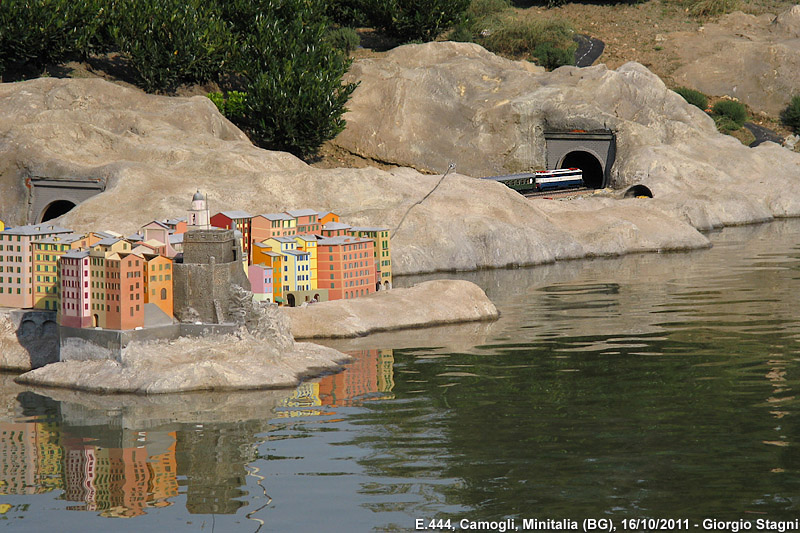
[40,200,77,222]
[544,131,616,189]
[559,150,605,189]
[28,177,105,224]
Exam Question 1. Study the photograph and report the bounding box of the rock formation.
[669,6,800,116]
[283,279,499,339]
[0,42,798,280]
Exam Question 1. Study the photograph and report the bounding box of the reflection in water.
[2,220,800,531]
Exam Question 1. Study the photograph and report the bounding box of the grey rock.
[283,279,499,339]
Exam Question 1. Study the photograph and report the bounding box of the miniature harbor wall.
[58,323,241,363]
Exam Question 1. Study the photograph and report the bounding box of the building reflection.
[61,430,178,517]
[276,349,395,417]
[0,350,394,516]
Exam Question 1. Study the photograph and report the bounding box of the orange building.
[252,242,283,304]
[316,236,376,301]
[317,211,340,225]
[251,213,297,246]
[89,251,144,330]
[142,254,173,318]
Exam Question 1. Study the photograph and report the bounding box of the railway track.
[523,187,595,199]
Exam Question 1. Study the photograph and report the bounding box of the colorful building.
[316,236,376,301]
[349,226,393,290]
[32,233,90,311]
[142,254,173,319]
[285,209,321,234]
[251,244,282,304]
[294,235,318,290]
[320,221,352,237]
[0,224,73,309]
[251,213,296,244]
[260,237,311,294]
[248,264,274,303]
[317,212,340,225]
[59,250,92,328]
[140,221,179,258]
[88,249,144,330]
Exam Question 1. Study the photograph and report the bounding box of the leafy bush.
[480,16,576,69]
[467,0,512,20]
[712,99,747,128]
[713,115,741,133]
[111,0,231,92]
[230,0,358,158]
[366,0,471,42]
[0,0,109,78]
[781,95,800,134]
[326,27,361,54]
[325,0,371,27]
[449,24,476,42]
[674,86,708,110]
[208,91,248,121]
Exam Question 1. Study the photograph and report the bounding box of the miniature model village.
[0,192,392,332]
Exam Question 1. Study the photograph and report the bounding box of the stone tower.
[173,193,251,324]
[187,190,210,229]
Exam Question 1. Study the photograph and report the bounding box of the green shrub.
[480,16,576,69]
[686,0,740,17]
[781,95,800,134]
[713,115,741,133]
[325,0,371,27]
[449,24,476,42]
[207,91,226,113]
[326,27,361,54]
[366,0,471,42]
[712,99,747,128]
[230,0,357,158]
[0,0,109,78]
[674,86,708,110]
[467,0,511,20]
[111,0,231,92]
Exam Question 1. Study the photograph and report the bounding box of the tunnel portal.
[544,131,616,189]
[28,177,105,224]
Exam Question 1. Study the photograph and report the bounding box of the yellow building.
[349,226,392,290]
[33,233,89,311]
[252,242,283,304]
[294,235,318,290]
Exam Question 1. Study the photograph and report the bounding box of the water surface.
[1,220,799,531]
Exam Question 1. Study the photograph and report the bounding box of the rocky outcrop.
[1,42,799,279]
[16,331,351,394]
[669,6,800,116]
[283,280,499,339]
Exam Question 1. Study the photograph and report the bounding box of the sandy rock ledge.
[15,322,352,394]
[283,280,499,339]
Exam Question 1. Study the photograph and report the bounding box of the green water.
[1,221,799,532]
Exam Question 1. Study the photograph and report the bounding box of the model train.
[483,168,584,194]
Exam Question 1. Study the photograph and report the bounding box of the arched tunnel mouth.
[560,151,604,189]
[624,184,654,198]
[39,200,76,223]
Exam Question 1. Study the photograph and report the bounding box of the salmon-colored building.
[89,249,144,330]
[285,209,321,234]
[140,221,179,258]
[251,213,297,245]
[0,223,73,309]
[316,236,376,301]
[349,226,393,290]
[320,221,352,237]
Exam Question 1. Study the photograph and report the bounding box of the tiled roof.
[35,233,86,245]
[318,236,372,245]
[258,213,293,221]
[349,226,389,233]
[62,250,90,259]
[322,222,351,230]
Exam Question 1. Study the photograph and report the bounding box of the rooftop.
[258,213,293,221]
[62,249,90,260]
[1,223,72,236]
[350,226,390,233]
[216,210,253,220]
[322,222,352,230]
[318,236,373,246]
[285,208,319,217]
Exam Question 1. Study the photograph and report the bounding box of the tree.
[367,0,471,42]
[227,0,357,158]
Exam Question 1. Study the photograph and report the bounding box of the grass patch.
[684,0,741,17]
[479,15,577,69]
[674,86,708,109]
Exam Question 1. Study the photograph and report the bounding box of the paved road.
[573,34,605,67]
[743,122,784,147]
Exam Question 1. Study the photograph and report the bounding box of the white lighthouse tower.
[187,190,210,229]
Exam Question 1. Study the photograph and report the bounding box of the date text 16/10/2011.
[415,518,800,532]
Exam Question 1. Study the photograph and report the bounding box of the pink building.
[59,250,92,328]
[248,264,274,303]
